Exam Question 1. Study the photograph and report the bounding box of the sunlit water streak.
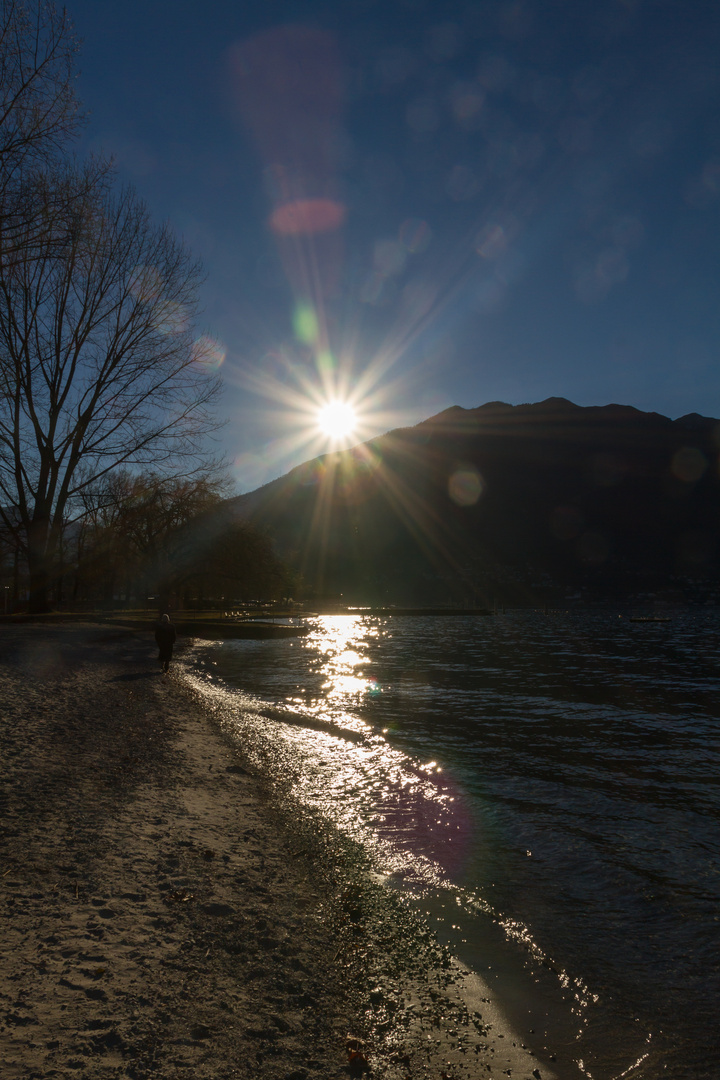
[182,612,720,1080]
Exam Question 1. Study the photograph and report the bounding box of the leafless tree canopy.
[0,1,81,250]
[0,4,226,611]
[73,469,225,607]
[0,169,223,605]
[70,471,289,612]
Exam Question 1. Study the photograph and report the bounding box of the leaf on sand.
[346,1035,369,1076]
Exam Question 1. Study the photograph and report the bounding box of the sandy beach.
[1,622,550,1080]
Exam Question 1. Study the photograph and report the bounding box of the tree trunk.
[27,561,51,613]
[12,545,20,609]
[27,518,53,614]
[157,585,172,616]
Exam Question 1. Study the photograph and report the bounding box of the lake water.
[182,611,720,1080]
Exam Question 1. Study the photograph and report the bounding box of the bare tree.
[72,471,288,612]
[76,469,226,609]
[0,1,83,254]
[0,170,223,611]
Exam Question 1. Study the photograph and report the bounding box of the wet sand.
[0,623,550,1079]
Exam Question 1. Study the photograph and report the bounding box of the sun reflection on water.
[185,615,468,885]
[306,615,382,722]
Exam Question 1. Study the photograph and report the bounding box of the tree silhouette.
[0,175,222,610]
[0,1,83,257]
[72,472,290,611]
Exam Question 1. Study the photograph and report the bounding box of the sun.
[317,400,357,440]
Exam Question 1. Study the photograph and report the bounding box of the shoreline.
[1,623,551,1079]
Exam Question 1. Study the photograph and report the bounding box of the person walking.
[154,613,176,674]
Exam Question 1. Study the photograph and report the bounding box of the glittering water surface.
[184,612,720,1080]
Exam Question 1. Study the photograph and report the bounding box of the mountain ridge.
[229,398,720,605]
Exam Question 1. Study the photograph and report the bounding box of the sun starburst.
[317,400,357,440]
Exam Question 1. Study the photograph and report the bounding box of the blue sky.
[68,0,720,491]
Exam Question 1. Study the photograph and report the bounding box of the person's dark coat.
[155,618,176,663]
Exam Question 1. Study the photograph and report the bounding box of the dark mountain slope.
[228,398,720,604]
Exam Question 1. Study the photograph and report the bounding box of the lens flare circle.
[270,198,346,236]
[318,400,357,440]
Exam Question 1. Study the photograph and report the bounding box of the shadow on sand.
[108,671,157,682]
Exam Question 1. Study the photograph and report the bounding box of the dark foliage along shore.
[228,397,720,607]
